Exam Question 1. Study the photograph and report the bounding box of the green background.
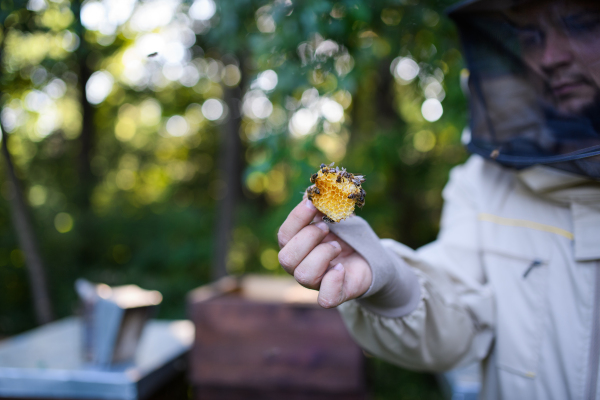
[0,0,468,398]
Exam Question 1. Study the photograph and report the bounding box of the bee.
[356,188,366,208]
[336,174,343,183]
[348,193,358,199]
[310,173,318,183]
[322,216,335,223]
[352,175,365,187]
[306,185,318,200]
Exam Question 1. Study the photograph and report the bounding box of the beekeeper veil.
[449,0,600,179]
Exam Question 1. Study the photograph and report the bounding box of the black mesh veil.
[449,0,600,179]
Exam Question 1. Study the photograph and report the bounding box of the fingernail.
[329,241,341,250]
[332,263,344,272]
[315,222,328,232]
[305,199,316,210]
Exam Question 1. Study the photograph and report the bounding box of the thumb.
[317,263,346,309]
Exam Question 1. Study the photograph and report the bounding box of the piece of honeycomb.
[306,163,366,223]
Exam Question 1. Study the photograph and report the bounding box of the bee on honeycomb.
[306,162,366,223]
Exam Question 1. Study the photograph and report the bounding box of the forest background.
[0,0,468,397]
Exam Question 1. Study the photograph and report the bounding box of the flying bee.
[310,173,318,184]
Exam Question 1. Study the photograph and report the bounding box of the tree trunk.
[1,126,54,325]
[77,59,94,208]
[71,0,95,209]
[212,84,243,280]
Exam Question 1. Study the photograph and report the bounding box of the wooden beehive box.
[187,275,366,400]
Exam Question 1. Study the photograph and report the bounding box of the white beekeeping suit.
[332,1,600,399]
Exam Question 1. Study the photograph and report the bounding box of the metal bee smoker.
[76,279,162,367]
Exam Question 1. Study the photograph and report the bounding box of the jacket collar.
[518,166,600,205]
[518,166,600,261]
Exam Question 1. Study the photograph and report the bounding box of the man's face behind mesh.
[506,0,600,116]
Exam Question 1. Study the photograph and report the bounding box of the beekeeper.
[277,0,600,398]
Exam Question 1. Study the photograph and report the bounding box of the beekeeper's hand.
[277,198,372,309]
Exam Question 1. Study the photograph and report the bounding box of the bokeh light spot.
[86,71,114,105]
[246,171,266,193]
[180,65,200,87]
[189,0,216,21]
[115,117,136,141]
[202,98,224,121]
[27,0,47,12]
[140,99,162,126]
[321,98,344,123]
[251,96,273,119]
[413,130,436,152]
[116,169,136,190]
[381,8,402,26]
[54,212,74,233]
[289,108,318,137]
[80,2,104,31]
[394,58,419,83]
[28,185,47,207]
[256,6,276,33]
[166,115,189,137]
[260,248,280,270]
[44,79,67,99]
[424,80,444,100]
[256,70,278,91]
[222,65,241,87]
[421,99,443,122]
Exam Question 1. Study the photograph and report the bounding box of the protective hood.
[449,0,600,180]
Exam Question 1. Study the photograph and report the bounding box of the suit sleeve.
[331,157,495,372]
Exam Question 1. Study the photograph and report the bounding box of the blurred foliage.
[368,357,444,400]
[0,0,468,396]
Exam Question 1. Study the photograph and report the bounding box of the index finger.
[278,199,320,248]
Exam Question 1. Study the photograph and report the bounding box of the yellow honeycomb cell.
[306,163,365,223]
